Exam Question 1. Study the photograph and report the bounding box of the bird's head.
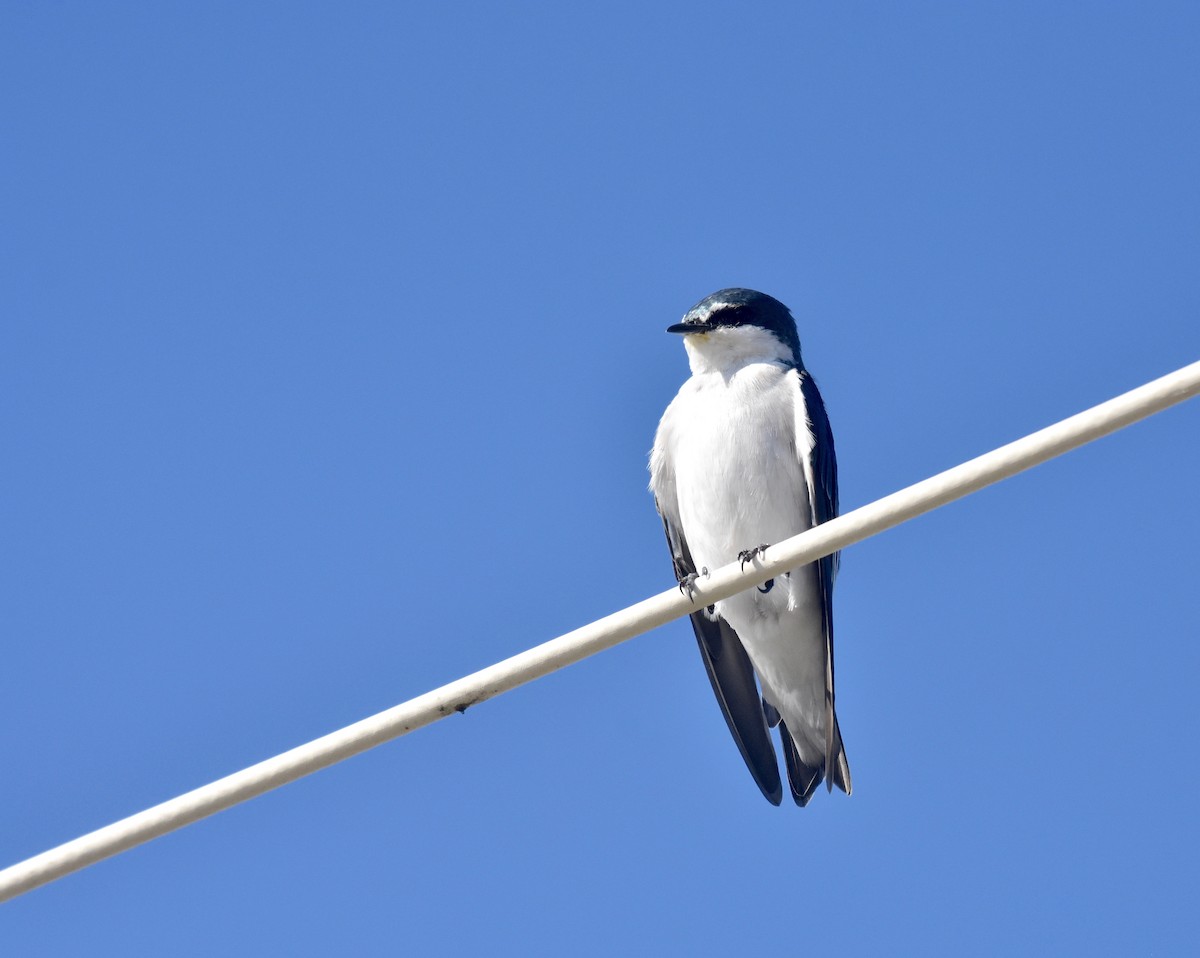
[668,288,802,374]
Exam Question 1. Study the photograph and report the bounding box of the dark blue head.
[667,288,803,365]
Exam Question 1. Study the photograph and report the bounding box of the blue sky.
[3,2,1199,954]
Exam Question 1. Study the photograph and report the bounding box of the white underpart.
[650,325,829,763]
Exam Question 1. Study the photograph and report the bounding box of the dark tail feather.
[780,717,852,806]
[827,714,852,795]
[778,721,823,807]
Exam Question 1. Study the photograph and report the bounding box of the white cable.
[3,359,1198,903]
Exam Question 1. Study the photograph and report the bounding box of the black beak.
[666,321,715,334]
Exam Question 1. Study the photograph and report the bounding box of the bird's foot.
[677,567,709,601]
[738,544,770,570]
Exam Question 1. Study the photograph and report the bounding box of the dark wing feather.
[657,508,783,805]
[798,369,839,538]
[798,369,852,795]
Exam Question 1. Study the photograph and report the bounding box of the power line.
[2,358,1198,903]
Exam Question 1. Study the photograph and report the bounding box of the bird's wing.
[795,368,851,794]
[656,504,783,805]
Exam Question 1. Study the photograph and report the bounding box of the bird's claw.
[677,566,709,601]
[738,544,770,570]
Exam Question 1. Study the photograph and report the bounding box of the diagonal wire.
[2,359,1198,903]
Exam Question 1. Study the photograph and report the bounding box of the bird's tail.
[779,716,851,806]
[827,714,851,795]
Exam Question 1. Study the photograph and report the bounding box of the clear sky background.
[4,3,1199,954]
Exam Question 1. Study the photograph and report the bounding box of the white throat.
[682,325,794,376]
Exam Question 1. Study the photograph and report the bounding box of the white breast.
[666,362,811,573]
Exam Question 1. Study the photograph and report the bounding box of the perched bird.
[649,288,851,806]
